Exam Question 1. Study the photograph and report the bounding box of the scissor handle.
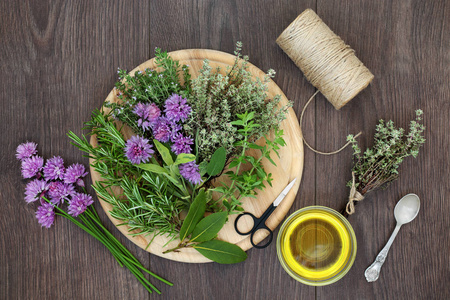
[234,212,258,235]
[250,226,273,249]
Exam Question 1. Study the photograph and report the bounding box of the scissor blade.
[273,178,297,207]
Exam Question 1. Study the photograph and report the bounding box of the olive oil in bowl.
[277,206,356,286]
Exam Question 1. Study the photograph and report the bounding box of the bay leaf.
[179,189,206,242]
[190,212,227,242]
[193,240,247,264]
[206,146,226,177]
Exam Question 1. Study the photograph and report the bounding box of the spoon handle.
[364,223,402,282]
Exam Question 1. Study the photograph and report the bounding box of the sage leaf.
[136,163,169,174]
[190,212,227,242]
[179,189,206,242]
[193,240,247,264]
[153,139,173,165]
[198,160,208,176]
[174,153,196,165]
[206,146,226,176]
[161,173,184,191]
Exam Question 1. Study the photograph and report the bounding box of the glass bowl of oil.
[276,206,357,286]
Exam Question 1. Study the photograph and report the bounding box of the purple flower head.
[21,155,44,179]
[171,133,193,155]
[43,156,65,181]
[124,135,154,164]
[16,142,38,160]
[25,179,49,203]
[164,94,191,122]
[35,202,55,228]
[152,117,171,143]
[64,163,88,186]
[179,161,202,185]
[48,181,75,205]
[169,121,182,142]
[68,192,94,217]
[133,102,161,131]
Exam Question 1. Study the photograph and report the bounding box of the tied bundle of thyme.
[344,110,426,215]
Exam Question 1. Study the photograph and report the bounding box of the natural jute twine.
[277,8,374,110]
[277,8,372,155]
[346,172,365,215]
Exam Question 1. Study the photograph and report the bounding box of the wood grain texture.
[1,0,449,299]
[0,1,151,299]
[314,1,450,299]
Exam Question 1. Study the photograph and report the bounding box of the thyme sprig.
[344,109,426,215]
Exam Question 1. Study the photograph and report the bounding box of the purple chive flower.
[152,117,172,142]
[68,193,94,217]
[21,155,44,179]
[64,163,88,186]
[164,94,191,122]
[48,181,75,205]
[43,156,65,181]
[25,179,49,203]
[169,121,182,142]
[16,142,38,160]
[179,161,202,185]
[35,202,55,228]
[171,133,193,155]
[133,102,161,131]
[124,135,154,164]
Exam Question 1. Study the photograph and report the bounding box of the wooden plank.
[315,0,450,299]
[149,0,317,298]
[0,0,151,299]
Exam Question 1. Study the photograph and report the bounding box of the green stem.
[78,212,164,293]
[83,208,172,286]
[44,197,172,293]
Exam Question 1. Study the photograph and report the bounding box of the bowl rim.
[276,205,357,286]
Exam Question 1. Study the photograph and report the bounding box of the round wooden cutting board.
[90,49,304,263]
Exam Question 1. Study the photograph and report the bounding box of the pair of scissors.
[234,178,297,249]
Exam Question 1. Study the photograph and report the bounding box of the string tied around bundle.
[346,172,365,215]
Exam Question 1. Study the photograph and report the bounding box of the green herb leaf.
[193,240,247,264]
[190,212,227,242]
[136,163,169,174]
[179,189,207,242]
[206,147,226,176]
[153,140,173,165]
[174,153,196,165]
[198,160,208,176]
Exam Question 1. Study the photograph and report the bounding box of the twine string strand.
[299,90,362,155]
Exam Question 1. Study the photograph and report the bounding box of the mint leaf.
[193,240,247,264]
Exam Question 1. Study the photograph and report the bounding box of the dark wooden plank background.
[1,0,448,299]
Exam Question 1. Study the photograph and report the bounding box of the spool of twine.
[276,9,374,110]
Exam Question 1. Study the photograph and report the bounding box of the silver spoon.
[364,193,420,282]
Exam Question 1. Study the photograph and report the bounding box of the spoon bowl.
[394,193,420,225]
